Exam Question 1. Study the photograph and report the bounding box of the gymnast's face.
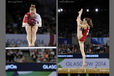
[82,19,87,25]
[30,9,36,18]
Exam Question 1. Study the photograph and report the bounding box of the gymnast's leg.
[79,41,86,68]
[25,25,32,46]
[31,25,38,46]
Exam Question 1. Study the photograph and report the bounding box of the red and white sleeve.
[22,13,29,27]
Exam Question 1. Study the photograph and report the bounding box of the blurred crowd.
[6,49,56,63]
[30,49,56,63]
[6,50,26,63]
[58,44,109,54]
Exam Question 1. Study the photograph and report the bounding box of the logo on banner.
[43,64,56,70]
[59,59,109,68]
[6,34,56,46]
[91,38,104,44]
[6,64,17,70]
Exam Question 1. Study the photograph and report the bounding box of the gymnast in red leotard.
[79,24,89,42]
[76,9,93,68]
[22,4,42,47]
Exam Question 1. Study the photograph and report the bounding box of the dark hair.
[30,4,36,10]
[85,18,93,28]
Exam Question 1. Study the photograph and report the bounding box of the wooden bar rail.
[58,68,109,74]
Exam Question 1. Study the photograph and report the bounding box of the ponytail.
[85,18,93,28]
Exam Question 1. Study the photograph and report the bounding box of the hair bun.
[31,4,35,8]
[88,18,91,20]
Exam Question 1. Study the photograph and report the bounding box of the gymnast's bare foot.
[31,43,35,47]
[28,44,33,47]
[81,63,86,68]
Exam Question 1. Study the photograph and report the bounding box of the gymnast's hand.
[28,18,36,26]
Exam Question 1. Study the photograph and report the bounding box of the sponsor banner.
[58,54,109,58]
[6,34,56,47]
[6,63,56,71]
[58,38,72,44]
[91,37,109,45]
[72,34,91,45]
[72,34,78,45]
[59,37,109,45]
[59,58,109,68]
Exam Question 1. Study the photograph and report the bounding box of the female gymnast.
[76,9,93,68]
[22,4,42,47]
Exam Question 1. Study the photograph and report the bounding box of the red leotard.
[23,13,30,23]
[79,25,89,42]
[23,12,36,26]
